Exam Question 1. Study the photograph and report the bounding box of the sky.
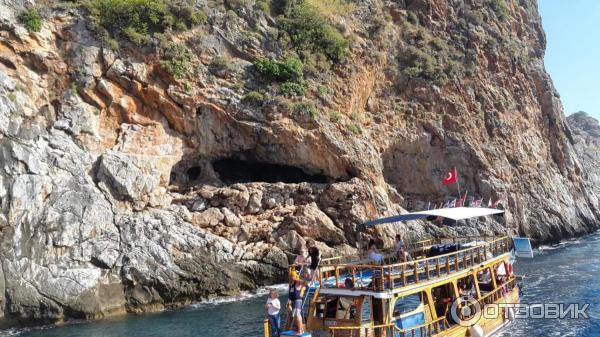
[538,1,600,120]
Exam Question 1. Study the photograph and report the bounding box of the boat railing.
[328,316,451,337]
[318,236,512,292]
[329,322,392,337]
[319,235,504,268]
[475,276,517,307]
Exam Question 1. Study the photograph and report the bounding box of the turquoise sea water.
[3,232,600,337]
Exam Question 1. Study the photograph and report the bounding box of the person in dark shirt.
[307,241,320,283]
[287,272,306,334]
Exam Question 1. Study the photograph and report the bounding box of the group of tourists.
[266,240,321,336]
[367,234,413,265]
[265,235,416,336]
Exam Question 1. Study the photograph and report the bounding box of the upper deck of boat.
[306,236,512,296]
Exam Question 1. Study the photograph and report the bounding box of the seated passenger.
[477,269,494,292]
[344,277,354,289]
[368,243,384,264]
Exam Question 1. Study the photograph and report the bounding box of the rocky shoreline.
[1,0,599,328]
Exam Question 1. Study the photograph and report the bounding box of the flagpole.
[456,167,461,200]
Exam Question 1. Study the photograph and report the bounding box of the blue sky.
[538,1,600,120]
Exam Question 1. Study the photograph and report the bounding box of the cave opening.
[213,158,329,184]
[186,166,202,181]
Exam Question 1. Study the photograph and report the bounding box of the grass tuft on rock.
[160,42,193,79]
[18,8,42,32]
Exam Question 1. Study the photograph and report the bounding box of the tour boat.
[263,207,532,337]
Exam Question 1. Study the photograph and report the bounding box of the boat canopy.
[361,207,504,228]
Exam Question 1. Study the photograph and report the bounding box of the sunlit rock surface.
[0,0,599,324]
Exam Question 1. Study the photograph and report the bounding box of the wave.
[191,283,288,307]
[0,329,24,337]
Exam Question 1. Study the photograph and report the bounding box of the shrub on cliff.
[279,1,350,63]
[242,91,266,105]
[160,42,193,79]
[399,23,464,85]
[281,81,306,97]
[18,8,42,33]
[254,57,304,82]
[85,0,206,46]
[293,102,318,120]
[489,0,510,21]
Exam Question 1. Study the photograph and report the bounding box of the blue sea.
[2,232,600,337]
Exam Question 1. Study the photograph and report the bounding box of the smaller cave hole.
[213,158,329,184]
[186,166,202,181]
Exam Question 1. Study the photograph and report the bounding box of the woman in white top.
[265,288,281,337]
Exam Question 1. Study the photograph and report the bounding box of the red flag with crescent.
[443,167,457,186]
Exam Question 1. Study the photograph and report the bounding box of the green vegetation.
[18,8,42,32]
[279,1,350,63]
[350,110,360,121]
[329,111,341,123]
[281,81,306,97]
[347,123,361,134]
[242,91,266,104]
[69,82,78,96]
[85,0,206,46]
[253,56,303,82]
[489,0,509,21]
[399,23,463,85]
[317,84,329,96]
[160,42,193,79]
[7,92,16,102]
[209,56,235,76]
[293,102,318,120]
[256,0,270,14]
[253,56,307,96]
[304,0,354,17]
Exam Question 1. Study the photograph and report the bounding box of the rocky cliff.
[567,112,600,213]
[0,0,599,325]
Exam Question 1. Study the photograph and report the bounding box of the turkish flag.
[443,167,457,186]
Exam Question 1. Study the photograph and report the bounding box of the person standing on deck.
[307,240,321,283]
[293,247,309,273]
[265,288,281,337]
[288,272,307,334]
[394,235,413,262]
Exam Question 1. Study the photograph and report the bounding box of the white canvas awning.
[361,207,504,228]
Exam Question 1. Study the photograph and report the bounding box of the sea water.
[3,233,600,337]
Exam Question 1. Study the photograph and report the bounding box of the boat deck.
[312,236,512,293]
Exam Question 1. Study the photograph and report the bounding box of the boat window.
[457,274,476,298]
[432,283,456,319]
[476,267,494,293]
[393,293,422,317]
[322,297,360,320]
[493,261,509,285]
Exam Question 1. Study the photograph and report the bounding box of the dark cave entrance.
[212,158,329,184]
[186,166,202,181]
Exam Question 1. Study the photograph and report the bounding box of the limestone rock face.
[567,112,600,214]
[0,0,599,325]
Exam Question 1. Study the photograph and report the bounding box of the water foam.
[191,283,288,307]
